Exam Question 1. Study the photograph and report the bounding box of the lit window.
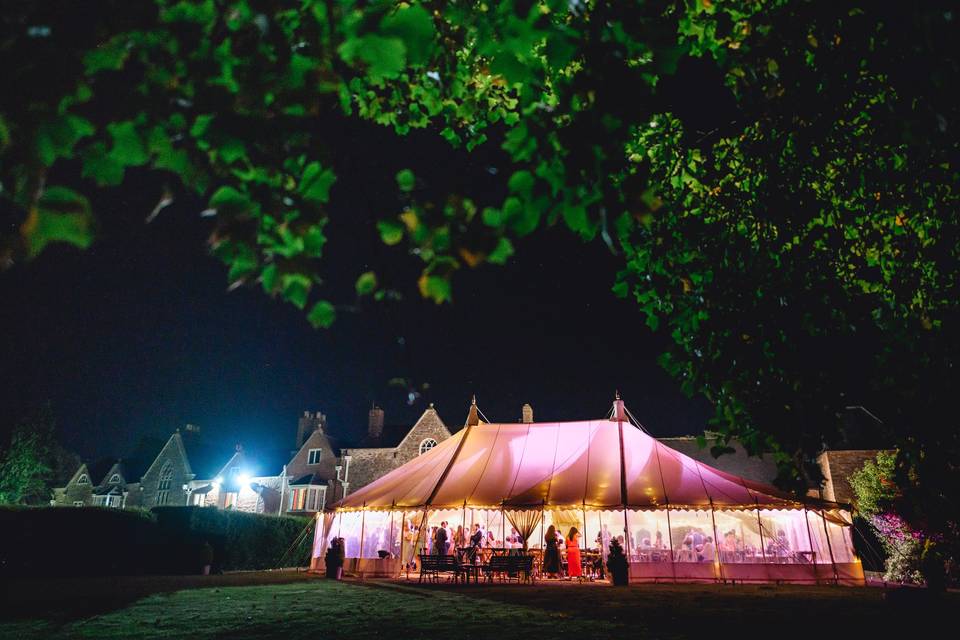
[419,438,438,455]
[77,474,89,485]
[307,449,322,465]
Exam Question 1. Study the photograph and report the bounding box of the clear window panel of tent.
[826,518,856,563]
[627,509,672,562]
[423,508,462,554]
[805,510,832,564]
[358,510,392,558]
[547,509,582,547]
[465,508,507,548]
[712,509,765,564]
[594,509,628,559]
[669,509,716,563]
[399,510,426,566]
[758,509,815,564]
[337,510,364,558]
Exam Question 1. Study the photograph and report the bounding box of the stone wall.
[341,448,400,495]
[818,449,885,504]
[394,408,452,463]
[139,434,192,507]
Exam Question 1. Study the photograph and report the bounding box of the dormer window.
[307,449,322,465]
[77,474,89,485]
[109,474,121,484]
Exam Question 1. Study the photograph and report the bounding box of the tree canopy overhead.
[1,0,958,554]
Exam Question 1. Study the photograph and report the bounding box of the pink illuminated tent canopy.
[333,402,837,512]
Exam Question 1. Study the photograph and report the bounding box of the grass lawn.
[1,574,954,639]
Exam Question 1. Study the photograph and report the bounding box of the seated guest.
[654,530,665,549]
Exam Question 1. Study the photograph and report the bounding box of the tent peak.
[466,396,480,426]
[611,394,627,422]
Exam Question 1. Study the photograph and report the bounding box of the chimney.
[295,410,326,450]
[368,405,384,439]
[521,403,533,423]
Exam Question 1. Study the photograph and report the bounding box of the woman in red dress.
[566,527,582,579]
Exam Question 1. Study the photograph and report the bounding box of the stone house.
[282,404,452,515]
[52,400,879,516]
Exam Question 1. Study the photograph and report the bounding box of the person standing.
[435,521,449,555]
[543,525,561,578]
[566,527,582,579]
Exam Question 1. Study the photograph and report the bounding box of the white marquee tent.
[312,399,864,584]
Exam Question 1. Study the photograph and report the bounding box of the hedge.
[0,506,314,577]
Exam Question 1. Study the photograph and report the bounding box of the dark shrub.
[0,506,314,577]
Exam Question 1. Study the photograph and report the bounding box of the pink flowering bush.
[869,512,923,584]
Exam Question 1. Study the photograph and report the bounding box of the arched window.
[109,474,121,484]
[419,438,438,456]
[156,462,173,505]
[77,474,89,485]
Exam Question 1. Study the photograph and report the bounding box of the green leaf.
[300,162,337,205]
[80,142,126,186]
[487,237,514,265]
[190,114,214,138]
[355,271,378,296]
[396,168,416,192]
[35,114,95,166]
[307,300,336,328]
[339,35,406,82]
[303,225,327,258]
[378,219,404,245]
[0,114,10,151]
[260,263,279,294]
[507,170,534,196]
[208,186,254,217]
[281,272,312,309]
[418,274,451,304]
[83,35,131,74]
[482,207,502,228]
[25,186,94,256]
[562,204,590,236]
[380,5,436,66]
[106,121,149,167]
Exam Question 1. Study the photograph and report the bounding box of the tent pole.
[399,511,408,580]
[803,507,819,584]
[755,502,766,563]
[581,502,588,581]
[358,507,367,561]
[665,506,676,583]
[819,508,840,584]
[616,407,632,569]
[461,500,467,551]
[709,500,724,584]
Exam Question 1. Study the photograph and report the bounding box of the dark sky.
[0,60,728,464]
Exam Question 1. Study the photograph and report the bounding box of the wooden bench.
[483,554,535,584]
[418,553,460,583]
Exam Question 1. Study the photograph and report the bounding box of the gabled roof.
[348,424,414,449]
[289,473,328,486]
[335,406,841,512]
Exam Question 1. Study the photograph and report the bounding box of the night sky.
[0,60,727,464]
